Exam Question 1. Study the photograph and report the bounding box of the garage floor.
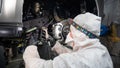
[111,56,120,68]
[6,54,24,68]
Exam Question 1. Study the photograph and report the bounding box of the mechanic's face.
[53,23,63,40]
[52,20,70,42]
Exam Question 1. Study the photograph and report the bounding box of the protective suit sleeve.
[52,41,72,54]
[23,43,113,68]
[23,45,88,68]
[23,45,53,68]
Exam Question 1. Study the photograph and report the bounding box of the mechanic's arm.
[23,45,52,68]
[23,45,87,68]
[23,45,67,68]
[52,41,72,54]
[42,27,72,54]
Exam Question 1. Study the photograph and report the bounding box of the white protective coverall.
[23,12,113,68]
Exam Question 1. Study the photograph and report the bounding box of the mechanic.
[23,12,113,68]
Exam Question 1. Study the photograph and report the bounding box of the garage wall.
[103,0,120,25]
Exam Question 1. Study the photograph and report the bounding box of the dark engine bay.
[22,0,99,60]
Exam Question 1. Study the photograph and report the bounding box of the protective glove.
[37,42,58,60]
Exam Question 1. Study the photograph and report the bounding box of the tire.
[0,46,6,68]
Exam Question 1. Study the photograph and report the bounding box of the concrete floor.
[111,56,120,68]
[6,54,24,68]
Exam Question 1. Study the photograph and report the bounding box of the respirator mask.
[52,20,70,43]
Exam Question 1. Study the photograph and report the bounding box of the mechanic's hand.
[42,27,49,39]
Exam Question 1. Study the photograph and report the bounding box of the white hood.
[73,12,101,36]
[65,12,101,50]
